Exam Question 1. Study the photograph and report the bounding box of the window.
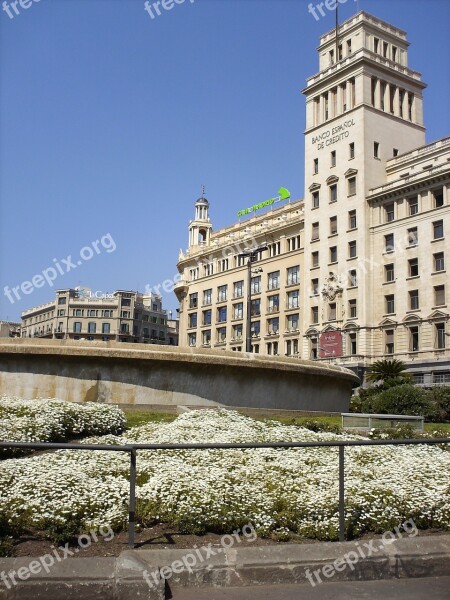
[330,246,337,263]
[312,251,319,268]
[189,293,198,309]
[88,322,96,334]
[328,303,336,321]
[385,204,394,222]
[286,339,299,356]
[349,142,355,159]
[266,341,279,356]
[268,295,279,313]
[57,309,65,317]
[385,294,395,314]
[216,327,227,343]
[121,311,130,319]
[219,258,229,272]
[393,148,399,157]
[433,220,444,240]
[330,216,337,235]
[287,290,299,309]
[217,285,228,302]
[348,333,357,355]
[348,210,357,230]
[392,46,397,61]
[409,290,419,310]
[188,313,197,328]
[329,184,337,203]
[74,309,83,317]
[287,235,301,251]
[251,299,261,316]
[311,306,319,324]
[408,258,419,277]
[348,177,356,196]
[251,321,260,336]
[188,332,197,347]
[433,252,444,272]
[217,306,227,323]
[287,266,300,285]
[380,81,385,110]
[348,240,357,258]
[203,262,214,277]
[331,150,336,167]
[399,89,404,117]
[312,191,320,208]
[435,323,446,349]
[408,197,418,215]
[409,326,419,352]
[268,271,280,290]
[348,269,357,287]
[374,142,380,158]
[385,233,394,252]
[233,280,244,298]
[202,330,211,345]
[324,92,329,120]
[433,188,444,208]
[121,298,131,307]
[310,337,318,359]
[58,297,66,305]
[251,276,261,294]
[347,39,352,55]
[102,323,110,334]
[232,323,243,340]
[232,304,243,320]
[311,278,319,296]
[385,263,395,282]
[349,299,357,318]
[287,314,299,331]
[312,222,319,240]
[434,285,445,306]
[407,227,418,246]
[374,37,380,54]
[73,322,82,333]
[102,310,113,318]
[385,329,394,354]
[269,242,281,257]
[313,158,319,174]
[267,317,279,334]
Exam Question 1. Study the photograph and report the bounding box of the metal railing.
[1,437,449,548]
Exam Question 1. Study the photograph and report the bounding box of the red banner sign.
[319,331,343,358]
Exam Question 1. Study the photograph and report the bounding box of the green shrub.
[426,386,450,422]
[370,384,432,417]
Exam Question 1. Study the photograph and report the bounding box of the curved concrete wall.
[0,339,359,412]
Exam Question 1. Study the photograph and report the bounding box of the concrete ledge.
[1,536,448,598]
[135,535,450,589]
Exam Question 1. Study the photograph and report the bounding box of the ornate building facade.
[175,11,450,384]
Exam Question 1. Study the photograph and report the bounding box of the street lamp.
[238,246,268,352]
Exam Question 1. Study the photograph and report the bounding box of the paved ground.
[170,577,450,599]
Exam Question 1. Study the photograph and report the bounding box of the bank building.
[175,11,449,385]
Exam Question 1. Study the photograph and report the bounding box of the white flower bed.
[0,410,448,540]
[0,396,126,456]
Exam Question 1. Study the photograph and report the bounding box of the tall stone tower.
[301,11,426,362]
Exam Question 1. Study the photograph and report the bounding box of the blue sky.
[1,0,449,321]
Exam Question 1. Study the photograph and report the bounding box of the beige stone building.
[176,11,449,383]
[0,321,21,338]
[21,288,177,345]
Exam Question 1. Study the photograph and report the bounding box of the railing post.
[128,448,137,549]
[339,445,345,542]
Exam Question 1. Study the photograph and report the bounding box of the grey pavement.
[169,577,450,600]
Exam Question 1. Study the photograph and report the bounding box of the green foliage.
[124,410,177,429]
[426,386,450,422]
[296,419,340,433]
[366,359,411,384]
[369,384,432,417]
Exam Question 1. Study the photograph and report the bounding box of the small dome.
[195,196,209,206]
